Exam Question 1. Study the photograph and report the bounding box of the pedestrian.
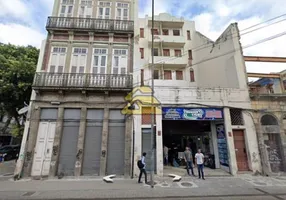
[163,145,169,166]
[184,147,195,176]
[195,149,205,180]
[138,152,147,184]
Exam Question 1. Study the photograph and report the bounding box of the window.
[163,49,170,57]
[154,70,159,79]
[188,50,193,60]
[62,0,74,4]
[173,30,180,36]
[112,49,128,74]
[140,48,144,59]
[190,69,195,82]
[174,49,181,57]
[49,47,67,73]
[93,48,108,74]
[73,48,87,54]
[140,28,144,38]
[117,3,129,7]
[187,30,191,40]
[53,47,66,53]
[151,29,159,35]
[162,29,169,35]
[164,70,172,80]
[176,71,183,80]
[99,1,111,6]
[152,48,159,56]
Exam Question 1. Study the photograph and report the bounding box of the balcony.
[46,17,134,34]
[33,73,133,91]
[151,56,186,66]
[149,35,185,47]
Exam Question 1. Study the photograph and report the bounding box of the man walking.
[138,152,147,184]
[184,147,195,176]
[195,149,205,180]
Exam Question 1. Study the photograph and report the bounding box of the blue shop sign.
[162,107,224,120]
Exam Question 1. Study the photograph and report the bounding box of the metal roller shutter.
[58,109,80,176]
[82,109,104,176]
[106,110,125,175]
[142,128,157,173]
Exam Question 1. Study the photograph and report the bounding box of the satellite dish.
[18,106,29,115]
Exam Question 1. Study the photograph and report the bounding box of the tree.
[0,43,39,137]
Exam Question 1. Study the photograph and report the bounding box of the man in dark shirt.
[184,147,195,176]
[138,152,147,184]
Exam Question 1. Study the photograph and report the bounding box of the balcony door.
[70,48,87,86]
[47,47,66,86]
[112,49,128,75]
[78,0,93,28]
[91,48,108,87]
[58,0,74,27]
[115,4,129,30]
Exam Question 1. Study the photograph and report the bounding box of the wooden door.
[233,130,249,171]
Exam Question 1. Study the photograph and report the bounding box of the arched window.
[190,69,195,82]
[261,114,278,125]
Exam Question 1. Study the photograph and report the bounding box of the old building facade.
[249,69,286,175]
[132,13,262,177]
[19,0,138,178]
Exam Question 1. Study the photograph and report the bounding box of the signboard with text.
[162,107,224,120]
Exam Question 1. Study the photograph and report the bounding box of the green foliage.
[0,43,39,136]
[11,124,24,138]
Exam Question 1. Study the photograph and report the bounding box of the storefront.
[161,107,231,173]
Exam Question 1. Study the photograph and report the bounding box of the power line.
[133,30,286,86]
[130,15,286,78]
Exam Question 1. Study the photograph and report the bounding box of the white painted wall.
[133,13,261,177]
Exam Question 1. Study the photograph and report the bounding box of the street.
[0,174,285,199]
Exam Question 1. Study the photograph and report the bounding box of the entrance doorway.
[233,130,249,171]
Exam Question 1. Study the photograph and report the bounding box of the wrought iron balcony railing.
[33,73,133,91]
[46,17,134,33]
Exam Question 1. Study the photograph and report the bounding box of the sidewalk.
[0,175,286,199]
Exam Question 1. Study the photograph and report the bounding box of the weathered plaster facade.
[132,13,261,177]
[17,0,138,178]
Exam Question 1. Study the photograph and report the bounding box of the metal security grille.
[230,109,244,125]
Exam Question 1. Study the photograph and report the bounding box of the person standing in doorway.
[195,149,205,180]
[163,145,169,166]
[138,152,148,184]
[184,147,195,176]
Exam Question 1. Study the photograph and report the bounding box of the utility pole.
[150,0,155,188]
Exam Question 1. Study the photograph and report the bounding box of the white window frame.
[116,2,129,20]
[78,0,93,18]
[92,48,108,74]
[97,1,111,19]
[59,0,74,17]
[112,49,128,75]
[48,47,67,73]
[70,47,88,73]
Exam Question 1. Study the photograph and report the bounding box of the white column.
[211,121,220,169]
[223,108,238,175]
[133,114,142,177]
[243,112,262,173]
[156,114,163,176]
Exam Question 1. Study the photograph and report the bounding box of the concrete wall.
[194,23,248,89]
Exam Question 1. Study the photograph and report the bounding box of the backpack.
[137,160,144,169]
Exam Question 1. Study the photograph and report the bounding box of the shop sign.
[162,108,223,120]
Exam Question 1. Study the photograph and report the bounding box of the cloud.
[0,0,53,48]
[0,23,45,48]
[139,0,286,73]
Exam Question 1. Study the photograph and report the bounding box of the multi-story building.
[132,13,261,177]
[249,67,286,175]
[17,0,138,178]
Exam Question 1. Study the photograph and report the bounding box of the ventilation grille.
[230,109,244,125]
